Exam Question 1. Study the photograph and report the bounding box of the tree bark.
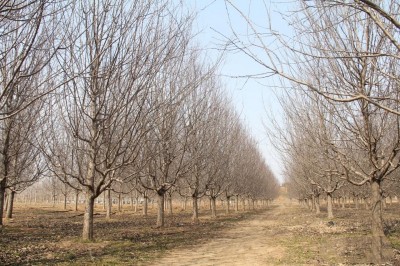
[168,195,173,215]
[327,192,334,219]
[82,194,95,241]
[0,179,6,225]
[75,190,79,211]
[118,193,122,212]
[365,198,370,210]
[210,196,217,218]
[192,195,199,223]
[226,196,230,214]
[143,195,148,216]
[315,194,320,214]
[311,194,316,211]
[103,192,106,210]
[106,189,112,219]
[156,192,165,227]
[235,195,239,212]
[4,192,8,213]
[183,197,187,211]
[52,192,56,207]
[370,179,385,264]
[63,193,67,210]
[6,190,15,219]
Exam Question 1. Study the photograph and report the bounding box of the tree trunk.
[6,190,15,219]
[156,192,165,227]
[102,191,105,210]
[63,193,67,210]
[0,179,6,226]
[327,192,334,219]
[192,195,199,223]
[132,192,137,212]
[75,190,79,211]
[235,195,239,212]
[52,192,56,207]
[370,179,385,264]
[226,196,230,214]
[134,196,138,212]
[315,194,320,214]
[311,194,316,211]
[118,193,122,212]
[210,196,217,218]
[168,195,173,215]
[183,197,187,211]
[4,192,8,213]
[106,189,112,219]
[143,195,148,216]
[82,194,95,241]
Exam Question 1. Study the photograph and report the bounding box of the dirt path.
[154,200,291,266]
[152,193,383,265]
[155,207,286,265]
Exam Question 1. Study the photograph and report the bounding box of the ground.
[1,195,400,265]
[156,196,399,265]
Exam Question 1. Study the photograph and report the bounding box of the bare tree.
[44,0,194,240]
[225,1,400,263]
[0,85,47,224]
[177,62,220,223]
[224,0,399,114]
[0,1,65,120]
[204,100,240,217]
[138,50,202,228]
[0,0,64,225]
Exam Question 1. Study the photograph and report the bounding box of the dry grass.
[0,203,256,265]
[2,201,400,265]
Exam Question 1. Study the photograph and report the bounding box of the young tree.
[224,1,400,262]
[0,0,63,225]
[45,0,193,240]
[178,64,220,223]
[138,52,201,228]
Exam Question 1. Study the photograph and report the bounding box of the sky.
[190,0,293,183]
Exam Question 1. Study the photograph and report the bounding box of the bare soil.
[2,198,400,265]
[0,204,260,265]
[156,197,400,265]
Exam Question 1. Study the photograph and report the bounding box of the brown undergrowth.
[0,204,258,265]
[156,202,400,265]
[2,202,400,265]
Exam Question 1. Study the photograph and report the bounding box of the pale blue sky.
[190,0,292,183]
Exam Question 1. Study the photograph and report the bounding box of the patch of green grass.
[63,251,77,261]
[388,235,400,250]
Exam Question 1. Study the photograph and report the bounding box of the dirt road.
[155,208,285,265]
[153,195,375,266]
[155,204,289,266]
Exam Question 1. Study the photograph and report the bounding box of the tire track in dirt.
[153,205,287,266]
